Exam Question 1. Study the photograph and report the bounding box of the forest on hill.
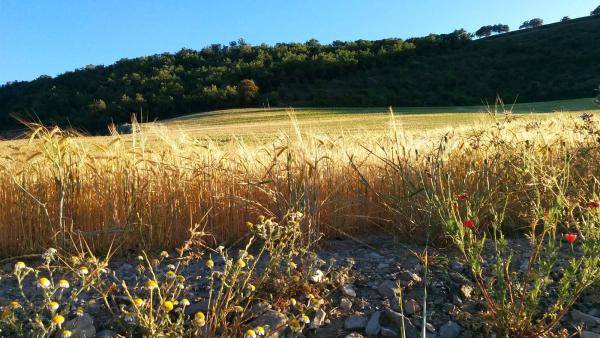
[0,14,599,133]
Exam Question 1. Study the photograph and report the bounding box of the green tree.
[237,79,259,105]
[492,24,510,33]
[592,5,600,16]
[520,18,544,29]
[89,99,107,112]
[475,25,493,38]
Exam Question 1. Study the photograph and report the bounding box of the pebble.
[383,309,417,338]
[344,333,364,338]
[380,326,398,337]
[340,297,353,311]
[310,308,327,329]
[438,320,461,338]
[342,284,357,297]
[377,280,401,298]
[571,309,600,328]
[249,310,287,338]
[399,271,422,284]
[65,313,96,338]
[403,299,421,315]
[460,284,473,299]
[365,311,382,335]
[344,315,368,330]
[310,269,324,283]
[449,261,465,272]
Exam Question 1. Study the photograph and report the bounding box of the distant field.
[142,97,600,141]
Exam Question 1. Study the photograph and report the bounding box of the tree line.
[0,10,599,134]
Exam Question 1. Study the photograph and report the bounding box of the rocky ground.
[1,235,600,337]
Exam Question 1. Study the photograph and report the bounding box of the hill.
[0,15,599,133]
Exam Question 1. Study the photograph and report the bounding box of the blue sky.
[0,0,596,84]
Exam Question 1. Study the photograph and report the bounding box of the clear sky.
[0,0,596,85]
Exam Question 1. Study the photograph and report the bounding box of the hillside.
[0,15,599,133]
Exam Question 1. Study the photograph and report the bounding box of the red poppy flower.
[587,200,599,209]
[458,192,469,201]
[462,219,475,229]
[563,233,577,244]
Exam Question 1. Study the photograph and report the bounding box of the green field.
[153,97,599,140]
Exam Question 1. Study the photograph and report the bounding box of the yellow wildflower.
[48,301,59,312]
[38,277,51,289]
[14,261,26,271]
[256,326,265,335]
[145,279,158,290]
[52,314,65,326]
[288,318,301,332]
[162,300,174,312]
[300,313,310,323]
[194,311,206,327]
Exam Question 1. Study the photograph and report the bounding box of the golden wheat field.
[0,101,599,257]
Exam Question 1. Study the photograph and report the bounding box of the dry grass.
[0,109,598,256]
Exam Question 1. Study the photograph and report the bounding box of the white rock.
[342,284,357,297]
[309,269,324,283]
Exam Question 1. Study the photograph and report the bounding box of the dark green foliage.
[561,16,571,22]
[592,5,600,16]
[475,25,493,38]
[476,24,509,38]
[0,16,599,134]
[520,18,544,29]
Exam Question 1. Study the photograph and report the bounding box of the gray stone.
[582,331,600,338]
[378,280,401,298]
[249,310,287,338]
[399,271,422,284]
[95,330,117,338]
[383,309,417,338]
[365,311,382,336]
[342,284,357,297]
[249,301,272,317]
[403,299,421,315]
[65,313,96,338]
[310,308,326,329]
[377,263,390,269]
[449,261,465,272]
[340,298,353,311]
[572,310,600,328]
[438,320,461,338]
[460,284,474,299]
[344,315,368,330]
[380,326,398,337]
[344,333,364,338]
[310,269,324,283]
[425,322,436,332]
